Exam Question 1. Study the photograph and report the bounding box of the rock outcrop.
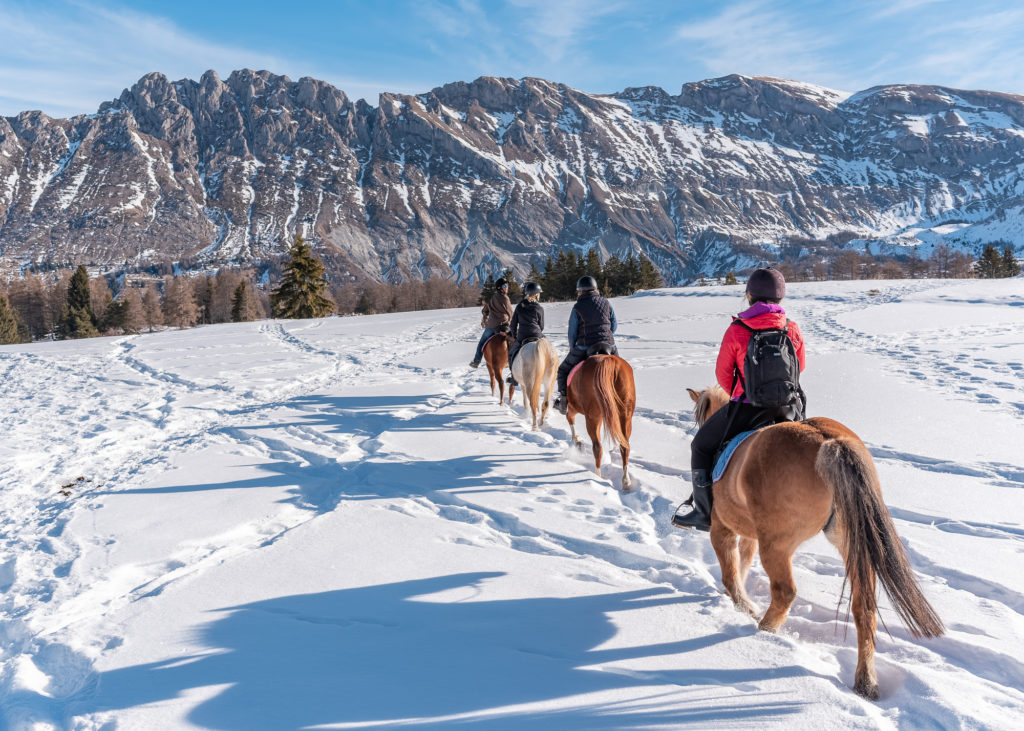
[2,70,1023,282]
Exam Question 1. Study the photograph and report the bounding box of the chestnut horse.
[511,338,558,430]
[686,385,943,699]
[566,355,636,490]
[483,333,514,405]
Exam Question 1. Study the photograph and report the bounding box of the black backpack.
[733,319,802,409]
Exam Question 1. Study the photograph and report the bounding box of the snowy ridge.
[1,279,1022,728]
[2,71,1024,281]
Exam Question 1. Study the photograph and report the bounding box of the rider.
[673,267,806,531]
[552,275,617,414]
[470,277,514,368]
[506,281,545,388]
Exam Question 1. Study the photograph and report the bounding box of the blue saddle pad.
[712,430,759,482]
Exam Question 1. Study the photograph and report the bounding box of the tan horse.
[511,338,558,429]
[567,355,636,490]
[687,385,943,699]
[483,333,513,405]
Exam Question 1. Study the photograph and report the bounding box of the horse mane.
[694,385,729,427]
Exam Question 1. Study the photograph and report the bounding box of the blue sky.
[2,0,1024,118]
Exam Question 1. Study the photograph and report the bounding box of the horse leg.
[619,444,631,491]
[851,561,880,699]
[619,406,632,491]
[711,522,758,617]
[567,412,584,450]
[530,378,542,430]
[738,537,758,584]
[540,371,554,426]
[585,414,603,473]
[757,544,798,632]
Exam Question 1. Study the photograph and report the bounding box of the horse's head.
[687,385,729,427]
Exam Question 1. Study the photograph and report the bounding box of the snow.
[1,279,1023,729]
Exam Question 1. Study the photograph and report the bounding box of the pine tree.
[602,255,623,296]
[724,271,738,285]
[231,280,259,322]
[637,256,663,290]
[584,248,602,286]
[479,273,496,305]
[526,262,543,288]
[101,299,130,333]
[0,295,27,344]
[501,269,523,302]
[60,265,98,339]
[976,245,1004,278]
[1001,246,1021,277]
[271,235,335,318]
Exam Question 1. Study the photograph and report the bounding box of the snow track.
[1,281,1022,729]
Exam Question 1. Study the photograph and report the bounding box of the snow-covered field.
[1,278,1022,730]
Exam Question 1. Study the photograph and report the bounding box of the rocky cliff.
[2,70,1023,282]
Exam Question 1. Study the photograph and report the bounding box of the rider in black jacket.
[553,276,617,413]
[506,282,545,387]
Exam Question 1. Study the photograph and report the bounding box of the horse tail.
[540,338,558,388]
[816,438,944,638]
[591,357,629,450]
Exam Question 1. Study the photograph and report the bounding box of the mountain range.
[2,69,1023,283]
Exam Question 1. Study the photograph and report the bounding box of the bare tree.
[162,276,200,329]
[142,284,164,332]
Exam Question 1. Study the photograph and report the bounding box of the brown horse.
[686,385,943,699]
[483,333,514,405]
[566,355,636,490]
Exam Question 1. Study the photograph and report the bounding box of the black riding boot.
[672,469,713,532]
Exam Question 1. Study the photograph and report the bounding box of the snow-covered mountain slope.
[1,279,1022,728]
[2,71,1024,282]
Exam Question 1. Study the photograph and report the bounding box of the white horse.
[511,337,558,429]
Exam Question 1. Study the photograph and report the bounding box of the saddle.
[586,341,617,356]
[711,430,760,482]
[484,332,511,350]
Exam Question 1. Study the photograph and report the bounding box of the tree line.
[767,243,1020,283]
[1,235,1019,346]
[476,250,664,304]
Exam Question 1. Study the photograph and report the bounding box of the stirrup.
[671,503,710,532]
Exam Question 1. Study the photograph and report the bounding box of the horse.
[482,333,514,405]
[686,385,944,700]
[511,338,558,430]
[566,355,636,490]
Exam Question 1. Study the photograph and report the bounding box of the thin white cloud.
[414,0,624,80]
[0,1,416,116]
[673,1,841,86]
[508,0,623,64]
[871,0,948,20]
[911,8,1024,92]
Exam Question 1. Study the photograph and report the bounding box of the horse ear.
[686,388,701,403]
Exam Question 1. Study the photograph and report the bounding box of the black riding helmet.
[523,281,542,297]
[576,275,598,291]
[495,277,508,288]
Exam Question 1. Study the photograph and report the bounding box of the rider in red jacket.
[673,267,806,531]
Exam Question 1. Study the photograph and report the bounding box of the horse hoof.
[854,676,880,701]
